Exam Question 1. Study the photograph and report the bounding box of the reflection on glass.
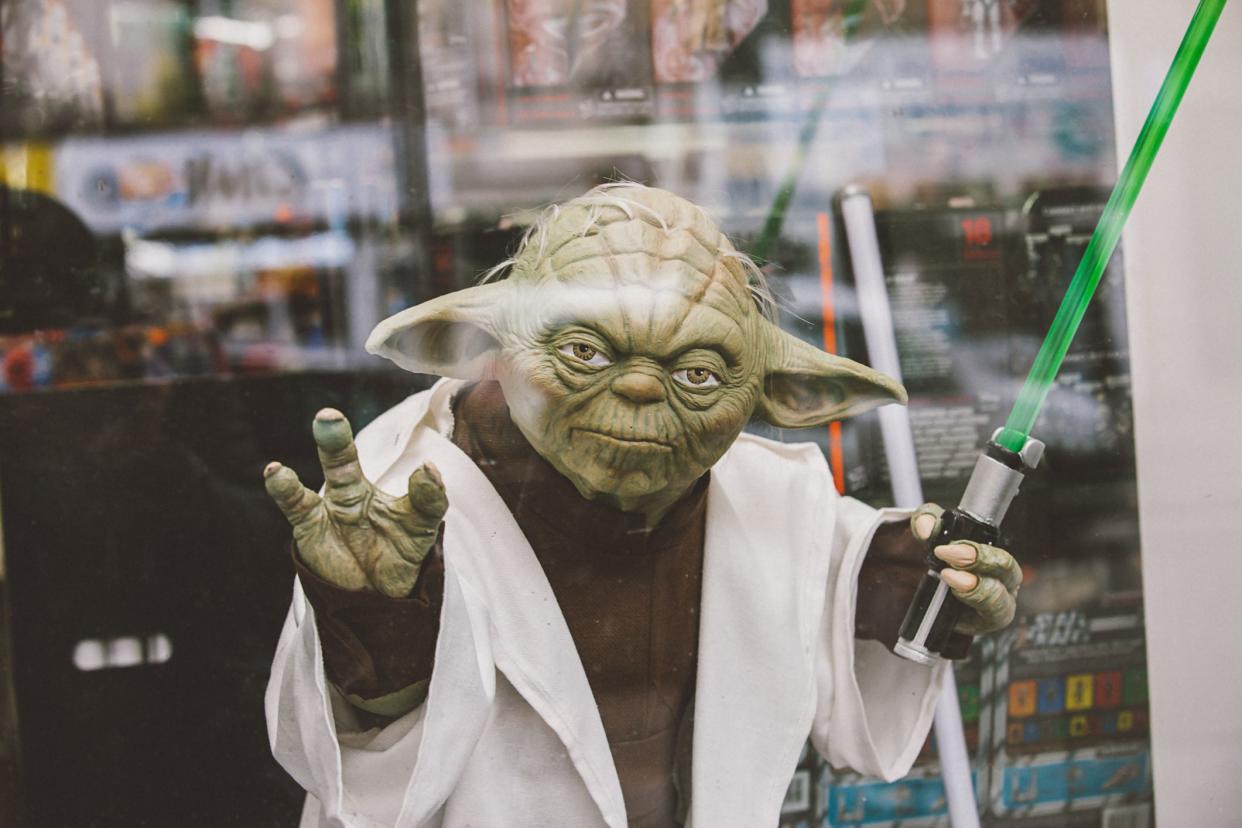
[0,1,1159,826]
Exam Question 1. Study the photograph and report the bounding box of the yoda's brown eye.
[672,367,721,388]
[557,341,612,367]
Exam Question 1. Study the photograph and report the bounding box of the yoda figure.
[263,184,1019,828]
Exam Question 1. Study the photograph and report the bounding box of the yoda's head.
[368,184,905,520]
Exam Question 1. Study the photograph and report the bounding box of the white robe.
[266,378,945,827]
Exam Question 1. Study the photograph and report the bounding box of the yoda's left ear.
[756,321,907,429]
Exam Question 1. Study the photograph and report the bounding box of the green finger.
[957,540,1022,593]
[911,502,945,542]
[949,575,1015,634]
[313,409,368,498]
[407,462,449,520]
[264,462,321,524]
[384,465,447,564]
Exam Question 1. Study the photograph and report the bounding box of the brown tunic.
[294,382,926,827]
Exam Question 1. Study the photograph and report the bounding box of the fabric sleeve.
[811,497,947,782]
[291,542,444,711]
[267,558,494,827]
[266,576,434,827]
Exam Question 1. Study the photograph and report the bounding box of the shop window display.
[0,0,1233,825]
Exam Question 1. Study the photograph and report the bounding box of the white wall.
[1107,0,1242,822]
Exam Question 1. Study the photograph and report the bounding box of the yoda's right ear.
[365,282,510,379]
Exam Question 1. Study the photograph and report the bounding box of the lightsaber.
[895,0,1229,665]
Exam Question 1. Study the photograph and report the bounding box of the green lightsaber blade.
[997,0,1228,453]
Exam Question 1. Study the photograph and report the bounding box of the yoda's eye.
[673,367,721,388]
[558,341,611,367]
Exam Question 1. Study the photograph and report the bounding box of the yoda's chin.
[579,467,667,500]
[584,474,658,505]
[559,452,678,510]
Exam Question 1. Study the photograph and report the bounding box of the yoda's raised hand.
[912,503,1022,635]
[263,408,447,597]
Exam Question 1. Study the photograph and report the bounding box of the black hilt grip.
[928,508,1001,566]
[897,508,999,661]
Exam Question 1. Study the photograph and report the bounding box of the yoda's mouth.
[576,429,675,452]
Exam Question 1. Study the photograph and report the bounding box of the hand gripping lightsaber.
[894,0,1229,665]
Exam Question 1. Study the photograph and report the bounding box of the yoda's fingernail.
[913,513,937,540]
[422,461,443,487]
[935,544,977,568]
[263,461,283,478]
[264,468,296,497]
[940,569,978,593]
[312,410,352,451]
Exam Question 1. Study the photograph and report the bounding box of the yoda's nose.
[611,372,666,404]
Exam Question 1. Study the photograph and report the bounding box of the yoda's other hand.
[911,503,1022,635]
[263,408,448,597]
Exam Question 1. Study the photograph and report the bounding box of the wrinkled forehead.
[521,218,757,319]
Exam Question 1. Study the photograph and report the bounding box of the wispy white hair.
[479,183,776,321]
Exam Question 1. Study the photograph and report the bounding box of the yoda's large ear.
[365,282,510,378]
[756,322,907,429]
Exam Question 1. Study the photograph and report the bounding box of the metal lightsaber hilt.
[894,430,1045,665]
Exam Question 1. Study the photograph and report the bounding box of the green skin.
[265,184,1019,636]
